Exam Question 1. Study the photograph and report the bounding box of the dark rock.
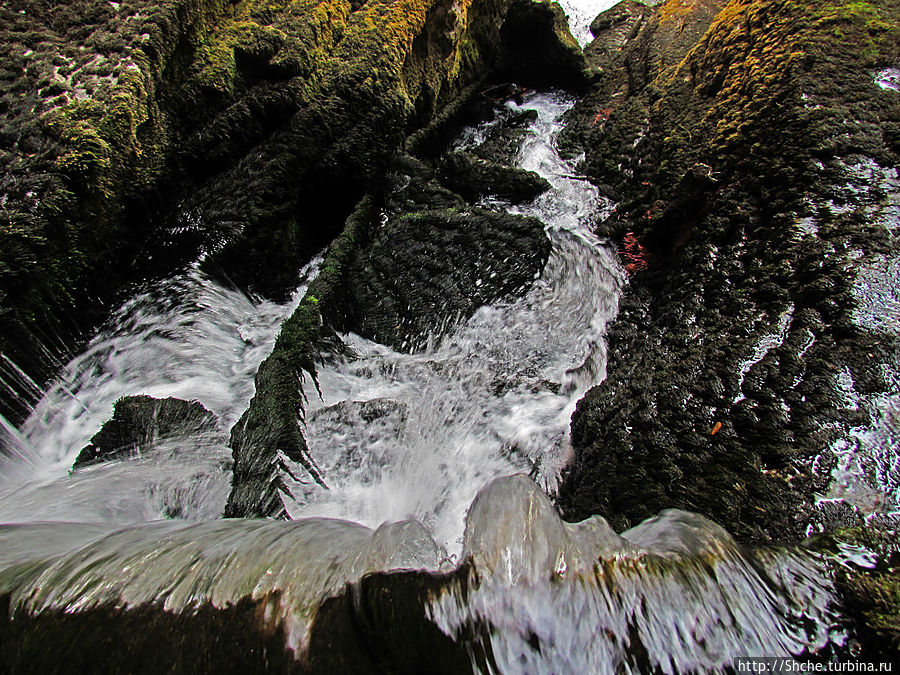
[558,0,900,549]
[497,0,588,92]
[470,108,538,165]
[386,154,466,214]
[437,151,551,204]
[589,0,658,40]
[74,395,218,469]
[332,207,551,351]
[811,519,900,658]
[0,0,521,423]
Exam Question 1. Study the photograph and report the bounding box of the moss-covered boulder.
[436,151,551,203]
[225,195,376,518]
[558,0,900,546]
[74,395,218,469]
[468,106,539,164]
[334,207,551,350]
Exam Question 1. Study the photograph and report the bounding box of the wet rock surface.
[496,0,588,91]
[0,476,847,672]
[819,518,900,654]
[73,395,218,469]
[556,0,900,651]
[437,151,551,204]
[558,0,900,547]
[338,208,551,351]
[467,106,538,165]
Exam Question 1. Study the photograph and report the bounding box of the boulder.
[74,395,217,469]
[334,208,551,351]
[437,151,551,204]
[469,107,538,165]
[496,0,588,91]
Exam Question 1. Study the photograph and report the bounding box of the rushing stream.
[0,1,857,671]
[282,94,621,551]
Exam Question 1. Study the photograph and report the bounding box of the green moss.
[852,573,900,649]
[816,526,900,655]
[226,195,376,518]
[2,0,517,423]
[559,0,900,543]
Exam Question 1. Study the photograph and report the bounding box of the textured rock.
[559,0,900,547]
[337,207,551,351]
[226,196,376,518]
[468,106,538,165]
[436,151,551,203]
[0,0,523,422]
[74,395,218,468]
[496,0,588,90]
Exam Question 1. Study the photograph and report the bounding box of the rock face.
[74,395,218,468]
[496,0,588,90]
[0,0,548,422]
[558,0,900,547]
[338,208,550,351]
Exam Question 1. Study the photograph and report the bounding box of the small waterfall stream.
[0,258,321,525]
[283,94,622,552]
[0,1,855,670]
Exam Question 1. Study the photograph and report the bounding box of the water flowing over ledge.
[0,476,844,672]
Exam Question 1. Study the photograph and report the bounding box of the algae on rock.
[559,0,900,544]
[0,0,526,421]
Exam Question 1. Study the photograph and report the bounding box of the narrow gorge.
[0,0,898,671]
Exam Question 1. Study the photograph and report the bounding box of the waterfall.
[0,1,853,670]
[282,94,622,553]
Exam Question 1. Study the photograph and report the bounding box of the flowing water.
[0,1,856,670]
[281,94,622,552]
[0,258,321,525]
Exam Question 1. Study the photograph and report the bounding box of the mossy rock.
[386,154,467,213]
[811,521,900,658]
[0,0,521,422]
[437,151,551,203]
[74,395,218,469]
[333,207,551,351]
[558,0,900,544]
[225,195,376,518]
[469,107,538,165]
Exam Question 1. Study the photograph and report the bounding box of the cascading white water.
[0,1,853,669]
[0,0,621,541]
[0,258,321,525]
[281,94,623,552]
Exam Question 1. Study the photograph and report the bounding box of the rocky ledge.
[556,0,899,653]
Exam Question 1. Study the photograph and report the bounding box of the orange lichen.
[591,106,613,125]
